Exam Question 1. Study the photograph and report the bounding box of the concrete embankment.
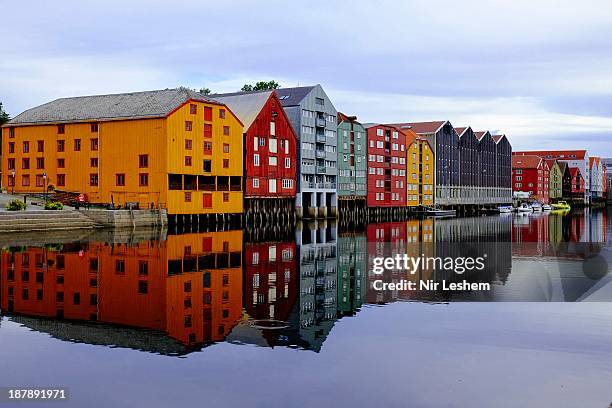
[0,210,98,233]
[79,209,167,228]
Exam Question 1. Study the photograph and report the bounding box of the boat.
[531,202,542,212]
[516,203,532,213]
[551,208,570,216]
[424,207,456,217]
[498,205,513,213]
[551,200,571,211]
[542,204,551,211]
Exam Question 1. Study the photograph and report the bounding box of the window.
[223,159,229,168]
[184,191,192,202]
[254,154,260,167]
[36,174,44,187]
[260,138,266,146]
[134,155,148,170]
[90,173,99,186]
[139,173,149,186]
[22,175,30,186]
[219,109,226,119]
[195,144,210,160]
[91,123,98,132]
[90,158,98,167]
[203,160,211,172]
[57,174,65,187]
[252,178,259,188]
[57,140,65,152]
[223,143,229,153]
[190,104,197,114]
[185,121,193,131]
[315,97,324,105]
[223,126,230,136]
[223,192,229,202]
[57,124,65,134]
[270,121,276,136]
[37,140,44,152]
[116,173,125,186]
[57,158,65,168]
[204,123,212,137]
[90,138,98,151]
[7,158,15,169]
[185,156,192,166]
[115,259,125,273]
[23,141,29,153]
[185,139,192,150]
[22,158,30,169]
[8,142,14,153]
[36,157,44,169]
[269,156,277,166]
[9,127,14,138]
[285,157,291,168]
[74,139,81,151]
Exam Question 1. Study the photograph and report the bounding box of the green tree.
[241,81,280,92]
[0,102,10,125]
[199,87,211,95]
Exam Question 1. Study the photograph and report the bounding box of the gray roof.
[274,86,316,107]
[210,90,273,130]
[7,88,221,126]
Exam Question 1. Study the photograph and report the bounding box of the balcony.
[316,150,326,158]
[316,118,327,128]
[316,166,327,174]
[316,135,326,143]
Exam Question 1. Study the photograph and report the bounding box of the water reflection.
[0,209,609,355]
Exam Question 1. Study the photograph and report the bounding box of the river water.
[0,208,610,407]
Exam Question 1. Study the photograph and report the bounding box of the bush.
[44,201,64,210]
[5,199,26,211]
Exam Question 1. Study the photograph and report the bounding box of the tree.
[241,81,280,92]
[0,102,10,125]
[199,88,211,95]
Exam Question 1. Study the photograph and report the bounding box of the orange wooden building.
[1,88,244,216]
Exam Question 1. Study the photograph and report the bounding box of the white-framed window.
[285,157,291,168]
[376,129,384,136]
[392,131,398,139]
[254,137,258,151]
[269,138,278,153]
[269,179,277,193]
[269,156,277,166]
[254,154,260,166]
[253,178,260,188]
[270,121,276,136]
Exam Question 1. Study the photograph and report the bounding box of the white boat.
[517,203,532,213]
[531,202,542,212]
[542,204,552,211]
[498,205,512,213]
[425,208,456,217]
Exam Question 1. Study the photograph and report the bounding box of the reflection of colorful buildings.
[0,231,243,352]
[337,234,366,316]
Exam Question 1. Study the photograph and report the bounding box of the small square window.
[223,126,230,135]
[139,173,148,186]
[185,156,192,166]
[219,109,226,119]
[139,154,148,168]
[57,124,65,134]
[189,104,197,114]
[184,191,192,202]
[116,173,125,186]
[91,123,99,132]
[185,121,193,131]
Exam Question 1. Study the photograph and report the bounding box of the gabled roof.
[557,161,569,173]
[544,159,560,169]
[512,155,542,169]
[6,88,223,126]
[337,112,359,124]
[513,150,587,160]
[474,130,492,141]
[386,121,447,134]
[570,167,583,178]
[491,134,506,143]
[454,127,468,136]
[274,86,316,107]
[210,90,273,130]
[589,156,601,167]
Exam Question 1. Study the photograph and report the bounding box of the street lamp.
[42,171,48,201]
[10,169,15,195]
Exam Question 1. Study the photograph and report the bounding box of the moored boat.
[517,203,532,213]
[542,204,551,211]
[551,200,571,211]
[498,205,513,213]
[531,202,542,212]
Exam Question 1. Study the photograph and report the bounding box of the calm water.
[0,209,611,408]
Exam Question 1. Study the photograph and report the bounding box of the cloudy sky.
[1,0,612,155]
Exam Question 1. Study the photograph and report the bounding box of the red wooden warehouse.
[364,124,407,209]
[512,154,549,203]
[212,90,297,216]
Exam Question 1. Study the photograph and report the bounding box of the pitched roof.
[491,134,505,143]
[544,159,559,168]
[589,156,601,167]
[337,112,359,124]
[570,167,582,178]
[210,90,273,130]
[557,161,568,172]
[6,88,222,126]
[274,86,316,107]
[512,155,542,169]
[513,150,587,160]
[454,127,468,136]
[386,121,447,134]
[474,130,491,141]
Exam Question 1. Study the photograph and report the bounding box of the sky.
[1,0,611,155]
